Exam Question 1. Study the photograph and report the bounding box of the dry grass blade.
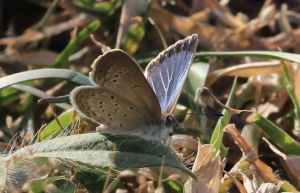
[171,135,198,151]
[223,124,276,182]
[0,13,96,45]
[206,61,291,87]
[294,64,300,105]
[203,87,252,114]
[223,171,247,193]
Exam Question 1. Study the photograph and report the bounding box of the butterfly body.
[70,34,198,141]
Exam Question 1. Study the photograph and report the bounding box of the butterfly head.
[157,115,178,140]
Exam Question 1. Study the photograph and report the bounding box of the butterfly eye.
[164,116,174,128]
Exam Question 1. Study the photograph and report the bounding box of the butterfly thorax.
[95,115,177,141]
[140,115,177,141]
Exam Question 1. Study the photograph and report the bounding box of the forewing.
[145,34,198,114]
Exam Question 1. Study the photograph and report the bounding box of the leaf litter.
[1,0,300,192]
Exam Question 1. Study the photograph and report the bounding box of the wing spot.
[120,124,123,128]
[114,74,119,77]
[130,69,135,73]
[102,110,105,112]
[129,107,133,110]
[99,106,103,108]
[111,96,115,99]
[112,79,118,83]
[111,85,115,89]
[124,114,127,117]
[110,118,113,121]
[108,114,111,116]
[123,68,127,72]
[99,101,103,104]
[118,71,123,74]
[114,103,118,106]
[132,85,140,89]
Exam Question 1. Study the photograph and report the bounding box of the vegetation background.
[1,0,300,192]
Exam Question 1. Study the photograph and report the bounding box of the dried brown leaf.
[183,139,225,193]
[205,0,246,28]
[257,182,280,193]
[246,90,289,122]
[261,29,300,50]
[263,138,300,181]
[0,13,96,45]
[171,135,198,151]
[190,9,210,22]
[0,50,58,67]
[224,124,276,182]
[223,171,247,193]
[149,4,230,50]
[206,61,283,87]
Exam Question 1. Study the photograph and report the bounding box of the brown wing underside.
[70,49,162,132]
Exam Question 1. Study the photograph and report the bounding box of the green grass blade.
[183,62,209,99]
[38,109,79,141]
[196,51,300,63]
[67,0,122,16]
[122,17,145,54]
[0,69,92,90]
[182,62,210,136]
[167,180,183,192]
[39,96,70,104]
[52,20,100,68]
[210,77,238,158]
[253,113,300,156]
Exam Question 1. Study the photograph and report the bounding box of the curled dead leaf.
[183,139,225,193]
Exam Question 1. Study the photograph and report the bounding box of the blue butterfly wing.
[145,34,198,114]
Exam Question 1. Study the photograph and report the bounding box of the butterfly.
[70,34,198,141]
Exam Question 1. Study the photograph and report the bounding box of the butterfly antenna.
[174,112,223,118]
